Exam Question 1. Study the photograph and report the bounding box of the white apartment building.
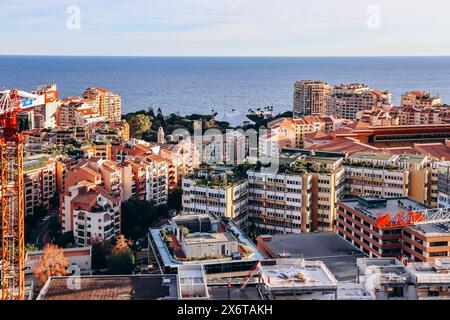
[146,155,169,205]
[72,191,121,247]
[61,182,121,247]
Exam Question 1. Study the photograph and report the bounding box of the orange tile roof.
[413,143,450,160]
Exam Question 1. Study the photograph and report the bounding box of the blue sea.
[1,56,450,115]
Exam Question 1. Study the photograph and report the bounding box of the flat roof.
[150,220,264,268]
[183,232,236,245]
[37,275,178,300]
[407,258,450,283]
[337,282,371,300]
[26,246,91,261]
[262,232,365,281]
[351,152,395,161]
[340,197,430,220]
[357,258,412,283]
[408,222,450,236]
[260,259,337,291]
[208,285,262,300]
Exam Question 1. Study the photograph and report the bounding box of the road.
[30,211,58,249]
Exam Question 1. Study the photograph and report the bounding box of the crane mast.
[0,89,25,300]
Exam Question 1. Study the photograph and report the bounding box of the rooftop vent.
[358,196,388,209]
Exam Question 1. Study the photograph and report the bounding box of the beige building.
[401,91,441,108]
[343,153,409,199]
[328,83,392,119]
[293,80,332,117]
[181,167,248,227]
[264,116,325,153]
[83,87,122,122]
[343,152,437,206]
[248,154,345,234]
[24,154,57,215]
[247,161,313,234]
[399,105,450,125]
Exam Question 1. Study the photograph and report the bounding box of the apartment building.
[406,258,450,299]
[308,156,346,231]
[181,166,248,227]
[123,155,168,205]
[247,161,313,234]
[24,155,57,215]
[57,97,103,128]
[356,106,399,126]
[399,105,450,125]
[82,87,122,122]
[264,116,325,153]
[293,80,332,117]
[357,257,450,300]
[62,181,121,247]
[247,154,345,234]
[65,157,122,196]
[343,152,438,206]
[343,153,409,199]
[401,91,441,108]
[92,120,130,143]
[437,161,450,208]
[328,83,392,119]
[146,155,169,205]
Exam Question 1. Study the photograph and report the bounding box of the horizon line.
[1,54,450,58]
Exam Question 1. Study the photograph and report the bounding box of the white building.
[181,167,248,226]
[61,181,121,247]
[72,191,121,247]
[25,246,92,275]
[437,161,450,208]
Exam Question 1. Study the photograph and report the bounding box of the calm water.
[1,56,450,115]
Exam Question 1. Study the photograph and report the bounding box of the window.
[430,241,448,247]
[388,286,404,298]
[430,251,448,257]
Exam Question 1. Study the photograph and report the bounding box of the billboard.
[21,98,33,107]
[44,90,58,103]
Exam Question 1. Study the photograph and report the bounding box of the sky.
[1,0,450,56]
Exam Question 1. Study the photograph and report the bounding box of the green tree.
[25,243,39,253]
[126,114,152,138]
[33,205,47,221]
[106,235,135,274]
[92,242,111,269]
[106,250,135,274]
[56,231,75,248]
[121,199,170,241]
[168,187,182,212]
[25,214,38,243]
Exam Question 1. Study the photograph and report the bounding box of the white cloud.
[1,0,450,55]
